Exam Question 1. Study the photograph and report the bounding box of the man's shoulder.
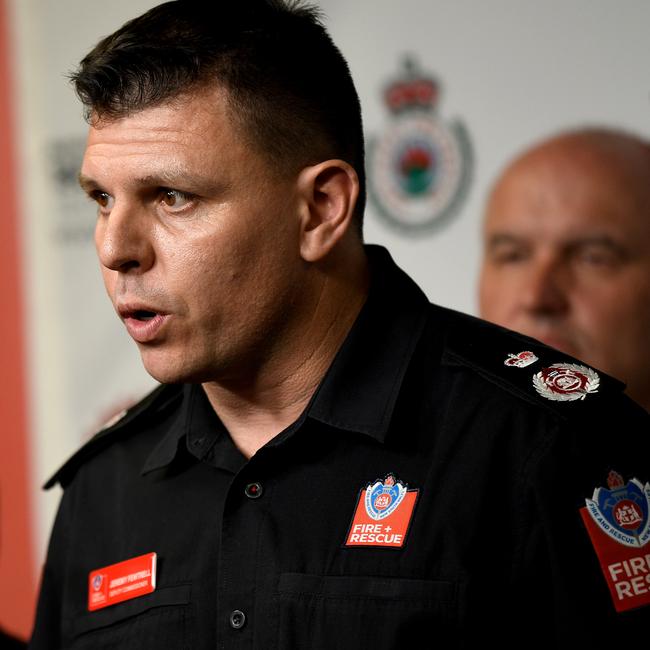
[427,304,636,421]
[44,383,184,490]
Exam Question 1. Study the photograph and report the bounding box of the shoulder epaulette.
[44,384,182,490]
[439,308,625,414]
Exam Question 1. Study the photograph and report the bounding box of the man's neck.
[202,251,370,459]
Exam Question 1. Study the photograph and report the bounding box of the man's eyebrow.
[78,170,228,195]
[78,170,197,191]
[128,157,221,190]
[486,233,625,247]
[570,235,622,248]
[133,171,230,195]
[78,173,101,192]
[135,171,192,187]
[485,233,523,248]
[567,235,631,258]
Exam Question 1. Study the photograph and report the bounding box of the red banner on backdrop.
[0,0,37,640]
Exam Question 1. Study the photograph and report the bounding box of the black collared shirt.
[30,246,650,649]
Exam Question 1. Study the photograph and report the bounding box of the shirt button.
[245,482,263,499]
[230,609,246,629]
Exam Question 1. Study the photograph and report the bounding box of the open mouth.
[132,310,158,321]
[120,308,168,343]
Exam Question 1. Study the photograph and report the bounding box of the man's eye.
[489,247,529,265]
[91,191,113,210]
[579,251,611,265]
[160,189,193,209]
[574,245,623,268]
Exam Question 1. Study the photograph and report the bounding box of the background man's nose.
[520,258,570,317]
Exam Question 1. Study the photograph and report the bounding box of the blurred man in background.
[479,128,650,411]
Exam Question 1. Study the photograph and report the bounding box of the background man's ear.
[296,160,359,262]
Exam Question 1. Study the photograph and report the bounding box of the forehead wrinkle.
[132,158,198,187]
[83,136,225,185]
[486,163,649,246]
[89,93,224,146]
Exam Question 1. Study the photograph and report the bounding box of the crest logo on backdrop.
[368,57,473,235]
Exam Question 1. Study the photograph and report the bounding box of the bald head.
[479,128,650,410]
[489,130,650,222]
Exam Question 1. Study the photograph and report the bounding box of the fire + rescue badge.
[345,474,418,548]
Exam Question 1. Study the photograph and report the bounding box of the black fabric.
[30,246,650,649]
[0,628,27,650]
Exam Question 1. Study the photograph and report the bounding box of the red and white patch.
[533,363,599,401]
[88,552,156,611]
[581,509,650,612]
[504,351,538,368]
[345,475,418,548]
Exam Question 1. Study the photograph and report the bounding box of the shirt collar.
[141,385,192,475]
[142,384,245,476]
[142,244,429,473]
[303,245,429,443]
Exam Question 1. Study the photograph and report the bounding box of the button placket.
[218,472,271,641]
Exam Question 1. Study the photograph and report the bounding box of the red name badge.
[88,552,157,611]
[581,508,650,612]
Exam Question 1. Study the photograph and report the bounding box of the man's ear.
[296,160,360,262]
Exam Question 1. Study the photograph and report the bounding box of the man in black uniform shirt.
[30,1,650,648]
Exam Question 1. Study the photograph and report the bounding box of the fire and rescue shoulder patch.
[581,471,650,612]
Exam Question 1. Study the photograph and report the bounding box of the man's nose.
[520,257,569,316]
[95,204,154,273]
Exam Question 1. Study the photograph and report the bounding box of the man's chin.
[141,351,221,385]
[140,352,194,385]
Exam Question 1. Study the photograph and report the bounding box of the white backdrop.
[7,0,650,571]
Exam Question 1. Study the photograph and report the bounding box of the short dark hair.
[72,0,366,231]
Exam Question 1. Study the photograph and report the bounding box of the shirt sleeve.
[510,393,650,645]
[28,488,72,649]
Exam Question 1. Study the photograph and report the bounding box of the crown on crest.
[384,57,439,114]
[607,470,625,490]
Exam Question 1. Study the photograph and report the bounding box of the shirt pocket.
[66,583,193,650]
[276,573,459,650]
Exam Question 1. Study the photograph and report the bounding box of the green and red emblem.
[368,57,472,235]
